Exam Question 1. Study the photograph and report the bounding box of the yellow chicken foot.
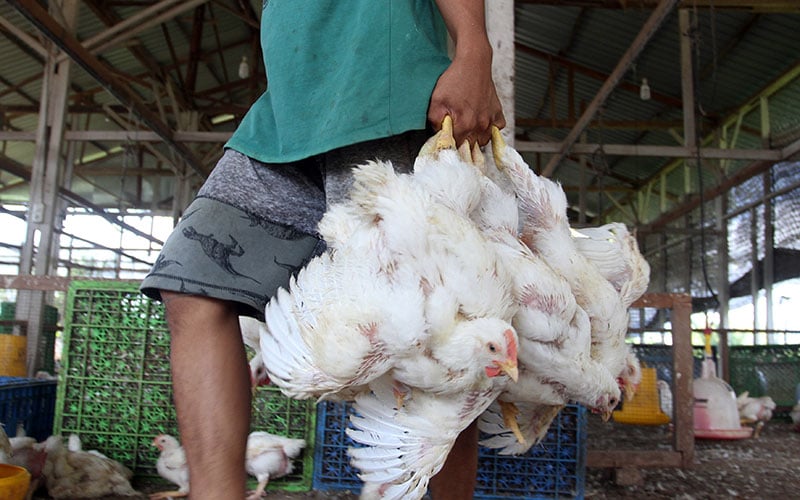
[457,140,473,164]
[435,115,456,152]
[246,480,269,500]
[472,142,486,172]
[392,380,411,409]
[499,400,527,445]
[149,491,189,499]
[418,115,456,158]
[490,125,507,169]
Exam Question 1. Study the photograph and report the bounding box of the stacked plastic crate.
[54,280,315,491]
[0,376,57,441]
[314,401,587,499]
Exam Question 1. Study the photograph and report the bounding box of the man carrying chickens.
[140,1,506,499]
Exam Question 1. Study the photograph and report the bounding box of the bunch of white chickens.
[150,431,306,500]
[256,117,650,499]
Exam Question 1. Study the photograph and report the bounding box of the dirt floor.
[33,417,800,499]
[583,416,800,499]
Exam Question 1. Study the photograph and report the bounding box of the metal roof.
[0,0,798,226]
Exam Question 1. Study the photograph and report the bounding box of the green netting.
[55,280,315,492]
[728,345,800,408]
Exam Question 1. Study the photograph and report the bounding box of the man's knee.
[160,291,238,333]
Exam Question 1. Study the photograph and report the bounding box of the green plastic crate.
[55,280,315,491]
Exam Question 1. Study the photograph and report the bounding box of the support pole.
[486,0,515,146]
[16,0,79,376]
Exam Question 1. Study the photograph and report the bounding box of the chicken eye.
[488,343,497,353]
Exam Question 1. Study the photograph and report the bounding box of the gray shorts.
[140,130,427,319]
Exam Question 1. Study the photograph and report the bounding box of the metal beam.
[2,130,785,161]
[515,43,683,109]
[54,0,209,63]
[541,0,679,177]
[7,0,207,179]
[0,14,46,57]
[515,0,800,12]
[516,141,781,160]
[0,152,164,245]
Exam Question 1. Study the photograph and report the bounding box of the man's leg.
[163,292,251,500]
[428,421,478,499]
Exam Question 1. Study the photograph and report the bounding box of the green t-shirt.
[225,0,451,163]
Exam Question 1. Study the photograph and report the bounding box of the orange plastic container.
[0,463,31,500]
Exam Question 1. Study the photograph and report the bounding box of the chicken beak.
[497,359,519,382]
[601,408,614,422]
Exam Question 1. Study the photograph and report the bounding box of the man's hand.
[429,0,506,146]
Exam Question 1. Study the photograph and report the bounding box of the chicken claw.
[499,400,527,445]
[435,115,456,152]
[490,125,507,170]
[418,115,456,159]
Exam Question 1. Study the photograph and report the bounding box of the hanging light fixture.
[238,56,250,79]
[640,78,651,101]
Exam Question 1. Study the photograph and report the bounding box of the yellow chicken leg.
[490,125,507,170]
[499,400,527,445]
[418,116,457,159]
[149,491,189,499]
[435,115,456,152]
[246,479,269,500]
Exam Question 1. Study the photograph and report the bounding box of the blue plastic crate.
[313,401,586,499]
[0,376,57,441]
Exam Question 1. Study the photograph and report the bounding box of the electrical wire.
[689,3,721,311]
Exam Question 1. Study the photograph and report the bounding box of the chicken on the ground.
[40,435,139,499]
[244,431,306,500]
[150,433,189,499]
[736,391,776,438]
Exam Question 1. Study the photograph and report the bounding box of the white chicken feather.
[245,431,306,500]
[347,370,510,500]
[489,128,648,402]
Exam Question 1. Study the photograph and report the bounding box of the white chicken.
[790,400,800,433]
[736,391,776,438]
[0,425,48,500]
[240,315,271,392]
[0,424,12,463]
[489,127,648,398]
[244,431,306,500]
[66,433,133,480]
[258,118,519,499]
[150,433,189,499]
[474,128,648,452]
[656,379,674,421]
[39,434,139,498]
